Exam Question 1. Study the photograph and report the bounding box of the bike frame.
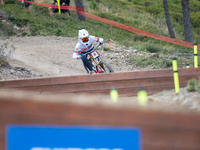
[81,43,106,73]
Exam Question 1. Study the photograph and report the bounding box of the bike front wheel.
[100,61,114,73]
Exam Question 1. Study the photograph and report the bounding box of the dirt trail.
[4,36,87,77]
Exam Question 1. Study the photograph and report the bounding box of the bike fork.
[93,57,105,73]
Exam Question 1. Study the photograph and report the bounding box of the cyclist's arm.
[73,43,82,59]
[90,36,104,44]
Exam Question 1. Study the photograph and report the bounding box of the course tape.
[20,0,200,50]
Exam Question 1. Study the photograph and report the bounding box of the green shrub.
[97,12,129,24]
[145,44,161,53]
[168,3,182,13]
[189,0,200,12]
[129,56,151,68]
[161,58,172,68]
[191,12,200,27]
[129,54,163,68]
[195,27,200,35]
[0,43,9,66]
[90,0,99,10]
[4,0,15,4]
[103,47,111,52]
[187,79,200,92]
[22,31,28,36]
[127,0,143,5]
[168,0,180,4]
[0,44,6,60]
[170,12,183,24]
[144,1,154,7]
[194,35,200,44]
[145,3,163,15]
[8,16,31,27]
[134,35,147,42]
[54,28,62,36]
[29,23,41,35]
[0,21,16,36]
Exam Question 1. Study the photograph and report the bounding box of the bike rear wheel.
[100,61,114,73]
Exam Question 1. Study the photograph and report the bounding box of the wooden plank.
[3,75,197,96]
[0,68,199,88]
[1,97,200,150]
[0,68,199,97]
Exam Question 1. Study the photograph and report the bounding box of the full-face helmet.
[78,29,90,46]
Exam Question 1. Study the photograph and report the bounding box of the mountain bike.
[81,43,114,74]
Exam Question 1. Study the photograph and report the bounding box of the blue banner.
[7,125,141,150]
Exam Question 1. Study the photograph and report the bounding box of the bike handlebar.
[80,43,102,58]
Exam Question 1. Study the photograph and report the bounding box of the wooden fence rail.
[0,68,200,96]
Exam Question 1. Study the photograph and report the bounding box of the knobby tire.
[100,61,114,73]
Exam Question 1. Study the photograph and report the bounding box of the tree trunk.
[163,0,176,38]
[181,0,193,43]
[74,0,85,21]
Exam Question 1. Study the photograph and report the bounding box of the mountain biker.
[72,29,104,74]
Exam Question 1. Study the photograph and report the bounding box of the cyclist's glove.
[73,53,81,59]
[77,55,81,59]
[99,38,104,45]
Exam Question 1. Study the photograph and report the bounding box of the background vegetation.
[0,0,200,69]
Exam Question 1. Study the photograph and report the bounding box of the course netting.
[20,0,200,50]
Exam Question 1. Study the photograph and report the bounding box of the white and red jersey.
[73,36,104,58]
